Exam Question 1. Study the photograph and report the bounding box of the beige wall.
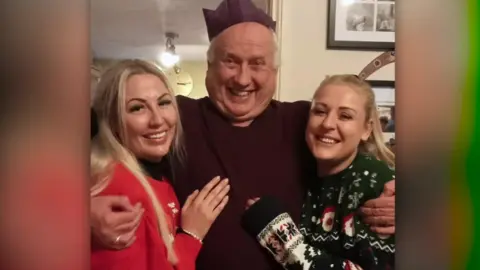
[92,58,118,70]
[277,0,394,102]
[178,61,209,99]
[92,58,210,98]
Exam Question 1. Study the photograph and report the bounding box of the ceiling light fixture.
[160,32,180,68]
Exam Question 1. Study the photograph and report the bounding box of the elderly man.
[90,0,396,269]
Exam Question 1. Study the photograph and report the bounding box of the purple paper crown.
[203,0,276,41]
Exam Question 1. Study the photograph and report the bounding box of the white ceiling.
[91,0,269,61]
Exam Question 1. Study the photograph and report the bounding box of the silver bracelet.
[179,228,203,244]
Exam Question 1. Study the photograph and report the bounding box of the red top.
[91,164,202,270]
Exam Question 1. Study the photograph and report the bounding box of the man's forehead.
[221,22,272,41]
[215,23,274,55]
[219,43,274,60]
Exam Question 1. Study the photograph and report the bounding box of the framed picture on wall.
[366,80,395,147]
[327,0,395,50]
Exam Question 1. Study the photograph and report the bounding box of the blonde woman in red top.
[90,59,230,270]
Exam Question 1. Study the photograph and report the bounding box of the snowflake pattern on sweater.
[298,153,395,269]
[251,153,395,270]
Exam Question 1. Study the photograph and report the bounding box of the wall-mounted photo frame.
[327,0,395,50]
[367,80,395,148]
[367,80,395,106]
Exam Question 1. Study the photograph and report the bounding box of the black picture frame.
[327,0,395,51]
[366,80,395,88]
[366,80,395,134]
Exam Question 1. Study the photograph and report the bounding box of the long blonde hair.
[90,59,184,264]
[315,75,395,168]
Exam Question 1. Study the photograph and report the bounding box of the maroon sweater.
[172,96,315,270]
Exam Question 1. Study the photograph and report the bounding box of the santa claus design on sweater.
[319,206,336,232]
[343,213,355,237]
